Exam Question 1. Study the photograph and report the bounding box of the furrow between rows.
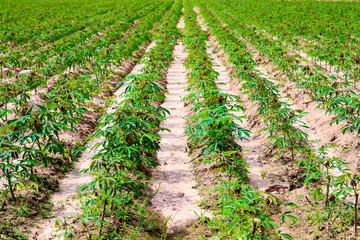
[29,42,156,240]
[151,39,206,234]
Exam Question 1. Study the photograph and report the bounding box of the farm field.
[1,0,360,239]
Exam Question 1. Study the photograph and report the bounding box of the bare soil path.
[195,7,276,191]
[224,16,360,173]
[29,43,155,240]
[151,18,207,234]
[208,46,274,191]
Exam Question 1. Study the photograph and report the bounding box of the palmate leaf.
[44,141,65,155]
[279,231,293,240]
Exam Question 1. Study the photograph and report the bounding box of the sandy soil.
[243,31,360,173]
[255,26,360,92]
[151,17,209,235]
[195,7,360,239]
[195,7,286,193]
[6,5,359,240]
[206,43,275,191]
[29,43,155,240]
[207,9,360,175]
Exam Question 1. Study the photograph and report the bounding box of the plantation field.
[1,0,360,239]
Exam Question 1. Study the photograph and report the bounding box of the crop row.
[60,1,183,238]
[0,0,165,51]
[1,1,162,74]
[206,0,360,78]
[1,1,114,52]
[197,2,309,180]
[181,2,299,239]
[197,2,360,238]
[0,1,164,82]
[205,2,360,137]
[0,1,171,125]
[0,1,177,237]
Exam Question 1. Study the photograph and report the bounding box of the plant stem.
[6,170,16,202]
[325,168,330,207]
[355,192,358,238]
[100,198,108,235]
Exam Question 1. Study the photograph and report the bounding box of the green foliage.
[70,1,183,237]
[181,3,298,239]
[0,0,176,237]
